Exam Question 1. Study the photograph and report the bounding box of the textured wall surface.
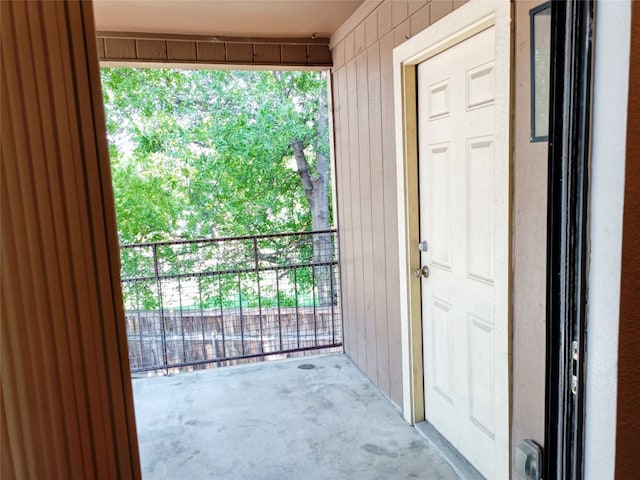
[511,1,547,474]
[330,0,467,407]
[332,4,549,465]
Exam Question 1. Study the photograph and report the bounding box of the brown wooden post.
[616,2,640,476]
[1,1,141,478]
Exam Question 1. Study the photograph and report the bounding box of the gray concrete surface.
[132,354,459,480]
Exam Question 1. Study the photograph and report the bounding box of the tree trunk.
[290,87,336,306]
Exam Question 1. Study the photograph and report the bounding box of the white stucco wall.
[584,0,631,478]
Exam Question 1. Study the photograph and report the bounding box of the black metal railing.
[120,230,342,373]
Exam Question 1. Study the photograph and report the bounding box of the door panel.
[466,137,495,283]
[431,297,455,403]
[418,25,506,479]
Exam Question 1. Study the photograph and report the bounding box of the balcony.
[132,353,459,479]
[120,230,342,373]
[122,232,459,479]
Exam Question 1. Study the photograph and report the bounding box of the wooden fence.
[125,306,341,373]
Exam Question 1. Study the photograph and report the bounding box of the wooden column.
[616,2,640,477]
[1,1,141,478]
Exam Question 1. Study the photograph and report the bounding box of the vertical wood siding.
[331,0,465,407]
[1,1,141,478]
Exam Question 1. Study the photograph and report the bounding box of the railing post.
[238,272,244,356]
[198,276,207,362]
[153,244,169,374]
[331,230,339,344]
[218,274,226,359]
[253,236,264,355]
[276,266,283,351]
[136,285,144,371]
[311,252,318,347]
[294,267,300,350]
[178,277,186,364]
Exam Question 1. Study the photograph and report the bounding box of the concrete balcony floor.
[133,353,459,479]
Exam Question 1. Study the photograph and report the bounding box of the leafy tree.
[101,68,335,305]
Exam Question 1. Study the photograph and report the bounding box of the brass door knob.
[414,265,430,279]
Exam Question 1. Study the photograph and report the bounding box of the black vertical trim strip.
[545,1,595,479]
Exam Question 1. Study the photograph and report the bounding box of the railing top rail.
[121,259,338,283]
[120,229,337,249]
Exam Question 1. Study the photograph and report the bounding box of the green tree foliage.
[101,68,331,244]
[102,68,336,309]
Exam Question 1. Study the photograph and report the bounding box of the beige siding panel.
[344,32,355,62]
[431,0,454,24]
[379,31,403,405]
[367,43,391,396]
[334,69,352,357]
[104,38,136,59]
[332,42,345,69]
[307,45,331,64]
[335,67,351,356]
[392,0,409,27]
[96,37,105,59]
[226,43,253,62]
[408,0,428,15]
[336,67,358,359]
[394,18,412,47]
[331,69,345,348]
[365,13,378,48]
[2,1,140,477]
[329,0,468,411]
[356,51,378,382]
[346,58,365,368]
[331,70,343,329]
[281,44,307,64]
[343,67,359,362]
[354,22,366,56]
[454,0,470,9]
[196,42,226,62]
[167,40,197,61]
[254,44,281,63]
[136,39,166,60]
[377,1,393,37]
[410,4,431,37]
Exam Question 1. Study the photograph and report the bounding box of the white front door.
[417,25,508,479]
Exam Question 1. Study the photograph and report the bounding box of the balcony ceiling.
[93,0,365,39]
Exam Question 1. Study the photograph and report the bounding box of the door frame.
[392,0,512,473]
[544,1,595,478]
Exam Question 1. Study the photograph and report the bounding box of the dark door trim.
[544,1,595,479]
